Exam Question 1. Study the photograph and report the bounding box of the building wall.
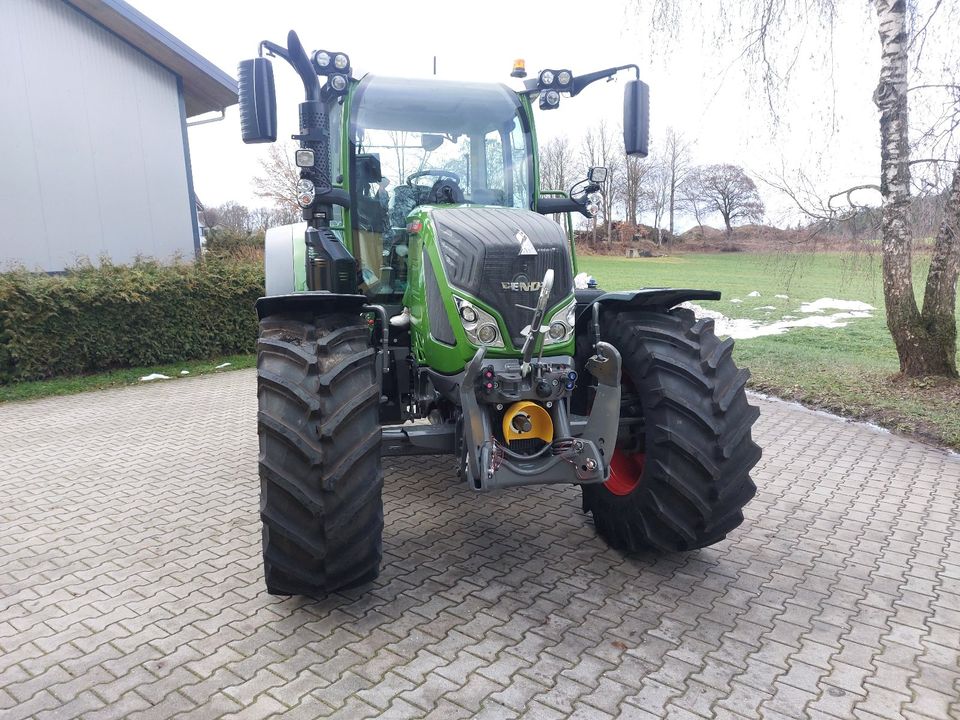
[0,0,197,271]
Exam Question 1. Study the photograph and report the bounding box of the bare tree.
[252,143,300,213]
[270,205,302,226]
[247,207,274,233]
[198,203,221,232]
[634,0,960,376]
[582,122,623,243]
[643,156,671,245]
[247,206,301,232]
[663,127,693,235]
[679,166,707,232]
[216,202,252,233]
[540,135,578,193]
[687,164,765,239]
[622,154,650,227]
[540,135,580,225]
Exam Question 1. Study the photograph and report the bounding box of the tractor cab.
[347,76,534,299]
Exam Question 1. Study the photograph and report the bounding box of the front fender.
[574,287,720,324]
[255,292,368,320]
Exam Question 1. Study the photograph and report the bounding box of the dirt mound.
[679,225,726,242]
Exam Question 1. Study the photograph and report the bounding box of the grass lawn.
[580,251,960,451]
[0,354,256,404]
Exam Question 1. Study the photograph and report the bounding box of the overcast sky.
[129,0,899,231]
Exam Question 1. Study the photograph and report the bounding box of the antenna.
[433,56,437,76]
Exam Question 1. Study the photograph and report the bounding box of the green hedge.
[0,258,264,383]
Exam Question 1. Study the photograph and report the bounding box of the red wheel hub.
[605,448,645,496]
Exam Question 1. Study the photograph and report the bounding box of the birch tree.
[635,0,960,377]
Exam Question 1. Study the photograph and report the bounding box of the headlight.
[295,149,315,168]
[314,51,331,68]
[296,179,315,207]
[477,324,498,344]
[539,90,560,110]
[330,74,348,92]
[557,70,572,86]
[334,53,349,70]
[544,298,576,345]
[540,69,555,86]
[454,296,504,348]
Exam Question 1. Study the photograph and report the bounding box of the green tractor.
[238,32,761,596]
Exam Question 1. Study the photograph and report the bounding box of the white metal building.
[0,0,237,271]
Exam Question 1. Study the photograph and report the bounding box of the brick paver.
[1,370,959,719]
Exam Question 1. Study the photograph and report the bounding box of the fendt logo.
[501,280,542,292]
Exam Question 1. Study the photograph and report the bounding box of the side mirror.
[238,57,277,143]
[588,166,608,184]
[623,79,649,157]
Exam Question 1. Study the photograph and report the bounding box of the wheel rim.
[605,448,645,496]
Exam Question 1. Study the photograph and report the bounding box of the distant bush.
[0,257,264,383]
[203,227,265,258]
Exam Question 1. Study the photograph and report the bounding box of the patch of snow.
[140,373,171,382]
[180,370,189,375]
[782,315,797,320]
[756,305,777,310]
[730,298,743,304]
[774,294,789,299]
[574,272,595,289]
[215,362,232,369]
[800,298,874,313]
[681,303,874,340]
[747,291,761,297]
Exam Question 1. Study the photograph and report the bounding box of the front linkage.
[458,341,621,491]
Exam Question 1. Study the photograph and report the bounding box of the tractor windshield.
[347,76,533,297]
[349,76,532,210]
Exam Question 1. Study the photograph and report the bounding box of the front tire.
[257,312,383,595]
[581,307,761,552]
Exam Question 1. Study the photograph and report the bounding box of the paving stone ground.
[1,369,959,720]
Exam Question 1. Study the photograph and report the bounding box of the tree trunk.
[918,161,960,376]
[873,0,956,377]
[669,184,675,236]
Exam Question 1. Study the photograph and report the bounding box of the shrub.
[0,257,264,383]
[204,227,265,258]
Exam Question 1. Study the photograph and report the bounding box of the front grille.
[431,207,573,348]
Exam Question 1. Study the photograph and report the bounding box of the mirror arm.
[570,64,639,97]
[257,33,321,102]
[259,40,289,62]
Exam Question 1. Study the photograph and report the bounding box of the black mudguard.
[255,292,369,320]
[574,287,720,329]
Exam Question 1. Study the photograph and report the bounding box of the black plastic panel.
[431,208,573,348]
[424,247,456,346]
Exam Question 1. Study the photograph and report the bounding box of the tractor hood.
[430,207,574,348]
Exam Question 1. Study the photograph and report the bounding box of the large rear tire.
[257,312,383,595]
[581,307,761,552]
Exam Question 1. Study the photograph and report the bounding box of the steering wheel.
[406,169,461,186]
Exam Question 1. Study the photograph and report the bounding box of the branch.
[908,84,960,93]
[908,158,960,165]
[828,185,881,213]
